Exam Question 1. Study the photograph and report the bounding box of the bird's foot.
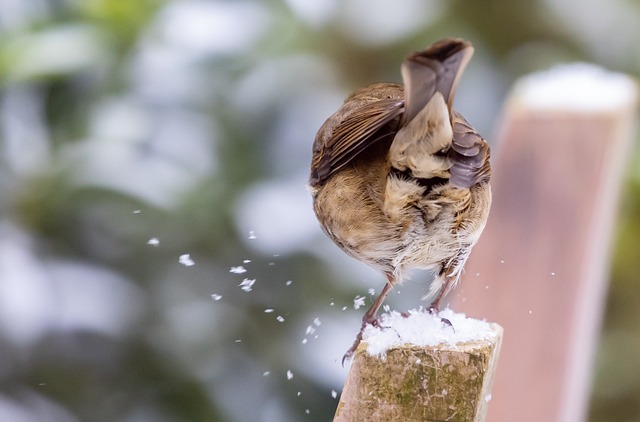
[427,306,455,332]
[342,318,381,366]
[341,333,362,366]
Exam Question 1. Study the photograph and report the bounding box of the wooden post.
[334,311,503,422]
[450,65,638,421]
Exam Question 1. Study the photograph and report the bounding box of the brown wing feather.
[310,39,489,189]
[310,87,404,187]
[448,112,491,188]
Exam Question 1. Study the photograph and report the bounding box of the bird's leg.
[427,273,454,329]
[342,274,396,365]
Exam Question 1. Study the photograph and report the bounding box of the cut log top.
[335,310,503,422]
[361,309,501,359]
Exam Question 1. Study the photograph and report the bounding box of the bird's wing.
[448,112,491,188]
[310,93,404,187]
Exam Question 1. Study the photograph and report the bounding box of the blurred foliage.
[0,0,639,421]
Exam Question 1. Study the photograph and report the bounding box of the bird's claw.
[428,307,455,332]
[342,317,380,366]
[342,330,363,366]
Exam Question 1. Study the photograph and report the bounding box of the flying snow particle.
[230,266,247,274]
[285,280,293,286]
[147,237,160,246]
[354,295,366,310]
[286,370,294,380]
[331,390,337,399]
[276,315,285,322]
[263,371,270,376]
[313,317,321,326]
[179,254,195,266]
[248,230,257,239]
[239,278,256,292]
[264,308,274,313]
[211,294,222,301]
[368,288,375,296]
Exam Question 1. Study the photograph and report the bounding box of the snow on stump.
[334,310,503,422]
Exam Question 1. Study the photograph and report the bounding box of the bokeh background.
[1,0,639,421]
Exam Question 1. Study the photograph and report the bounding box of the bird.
[308,38,492,362]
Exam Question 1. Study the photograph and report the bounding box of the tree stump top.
[335,310,503,422]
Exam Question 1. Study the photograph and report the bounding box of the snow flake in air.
[179,254,195,266]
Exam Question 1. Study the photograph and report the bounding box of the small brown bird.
[309,38,492,360]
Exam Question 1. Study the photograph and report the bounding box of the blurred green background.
[0,0,639,421]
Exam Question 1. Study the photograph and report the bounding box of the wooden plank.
[450,65,638,422]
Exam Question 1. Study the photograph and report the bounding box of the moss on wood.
[335,325,502,422]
